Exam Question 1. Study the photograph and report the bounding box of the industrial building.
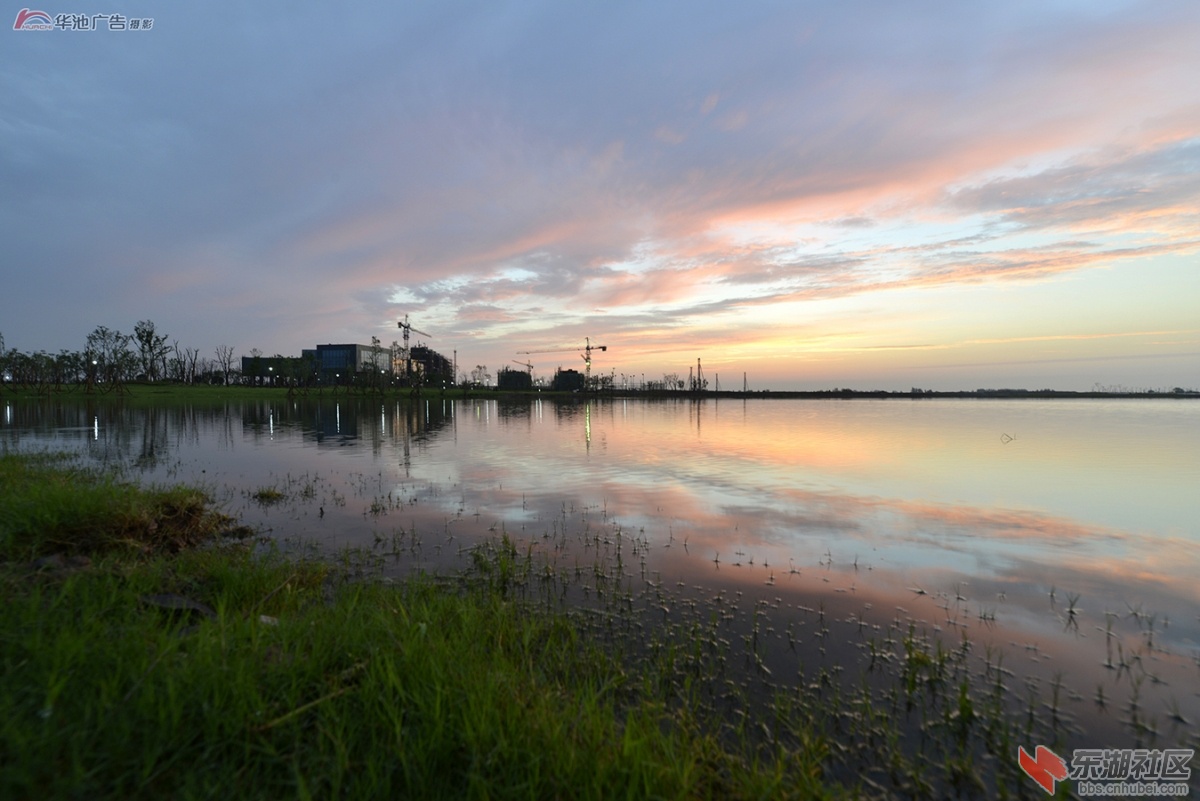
[300,342,374,374]
[302,344,381,377]
[240,341,453,387]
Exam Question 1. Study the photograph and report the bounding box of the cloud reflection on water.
[4,395,1197,751]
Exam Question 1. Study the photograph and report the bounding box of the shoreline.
[4,382,1198,404]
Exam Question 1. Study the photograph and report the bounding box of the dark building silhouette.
[497,367,533,390]
[551,368,585,392]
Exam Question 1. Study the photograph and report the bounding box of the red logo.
[13,8,53,30]
[1019,745,1068,794]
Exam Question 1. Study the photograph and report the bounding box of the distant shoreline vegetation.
[1,382,1198,403]
[3,324,1196,400]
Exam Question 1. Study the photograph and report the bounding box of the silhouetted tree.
[86,325,135,390]
[214,345,236,385]
[470,364,491,387]
[133,320,171,381]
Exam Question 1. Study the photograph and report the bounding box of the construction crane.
[518,337,608,389]
[396,315,431,379]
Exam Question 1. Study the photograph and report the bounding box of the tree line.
[0,322,240,392]
[1,325,452,395]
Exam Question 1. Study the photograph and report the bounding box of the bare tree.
[214,345,236,385]
[181,346,200,384]
[470,364,491,387]
[169,342,200,384]
[195,356,215,384]
[169,340,186,382]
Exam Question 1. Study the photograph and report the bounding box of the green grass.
[1,449,1087,799]
[0,451,242,560]
[0,452,840,800]
[0,552,839,800]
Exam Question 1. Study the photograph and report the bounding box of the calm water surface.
[5,394,1199,757]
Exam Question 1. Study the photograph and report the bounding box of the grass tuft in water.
[0,451,242,560]
[250,486,288,505]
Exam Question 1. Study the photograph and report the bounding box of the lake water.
[4,393,1199,765]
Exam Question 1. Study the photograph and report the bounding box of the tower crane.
[396,315,431,379]
[518,337,608,389]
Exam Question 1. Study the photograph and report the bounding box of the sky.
[3,1,1199,391]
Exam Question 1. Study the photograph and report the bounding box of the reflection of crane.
[396,315,431,379]
[518,337,608,388]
